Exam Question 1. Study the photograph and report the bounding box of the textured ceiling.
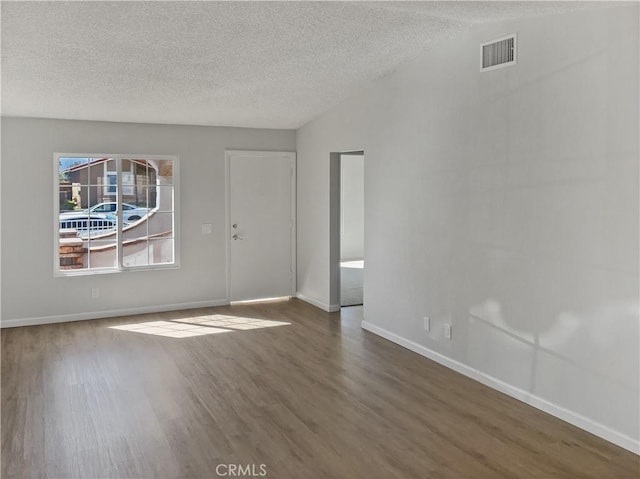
[1,1,612,129]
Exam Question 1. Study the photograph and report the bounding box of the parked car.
[59,213,118,238]
[61,202,150,223]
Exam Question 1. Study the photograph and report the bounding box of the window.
[104,171,117,196]
[55,154,178,275]
[92,203,117,213]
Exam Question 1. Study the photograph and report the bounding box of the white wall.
[340,154,364,261]
[296,6,639,452]
[1,118,295,324]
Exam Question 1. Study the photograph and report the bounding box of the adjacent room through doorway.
[340,152,364,307]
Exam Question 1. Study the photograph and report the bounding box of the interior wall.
[0,118,295,324]
[296,5,639,451]
[296,96,368,310]
[340,154,364,261]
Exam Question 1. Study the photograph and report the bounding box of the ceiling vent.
[480,34,516,71]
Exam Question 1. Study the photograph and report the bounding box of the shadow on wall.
[466,289,639,438]
[468,297,639,388]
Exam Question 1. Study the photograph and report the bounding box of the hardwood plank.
[2,300,638,478]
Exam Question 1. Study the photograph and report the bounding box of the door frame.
[225,150,297,303]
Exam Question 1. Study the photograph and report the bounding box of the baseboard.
[0,299,230,328]
[296,292,340,312]
[361,320,640,455]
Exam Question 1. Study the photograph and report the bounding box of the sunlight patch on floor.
[109,315,290,338]
[231,296,291,305]
[341,260,364,269]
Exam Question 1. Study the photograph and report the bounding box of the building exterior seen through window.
[56,155,178,274]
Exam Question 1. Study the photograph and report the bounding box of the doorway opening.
[330,151,364,309]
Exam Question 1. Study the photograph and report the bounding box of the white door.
[227,151,295,302]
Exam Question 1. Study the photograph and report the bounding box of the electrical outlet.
[444,323,452,340]
[91,287,99,299]
[201,223,213,235]
[423,317,430,332]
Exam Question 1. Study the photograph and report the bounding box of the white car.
[61,202,150,223]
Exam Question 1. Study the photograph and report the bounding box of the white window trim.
[53,153,180,276]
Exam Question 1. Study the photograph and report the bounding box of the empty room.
[1,1,638,478]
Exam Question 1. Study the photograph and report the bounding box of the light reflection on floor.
[341,260,364,269]
[109,314,290,338]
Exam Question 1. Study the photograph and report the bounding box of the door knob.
[232,234,243,240]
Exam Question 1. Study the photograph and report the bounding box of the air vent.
[480,34,516,71]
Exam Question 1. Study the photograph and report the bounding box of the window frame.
[104,170,117,196]
[54,153,180,276]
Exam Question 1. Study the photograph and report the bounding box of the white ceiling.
[1,1,610,129]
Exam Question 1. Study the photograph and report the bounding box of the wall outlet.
[91,287,100,299]
[201,223,213,235]
[444,323,452,340]
[423,317,430,332]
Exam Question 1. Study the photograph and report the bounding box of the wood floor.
[2,299,638,478]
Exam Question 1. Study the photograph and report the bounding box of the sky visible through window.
[59,157,89,170]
